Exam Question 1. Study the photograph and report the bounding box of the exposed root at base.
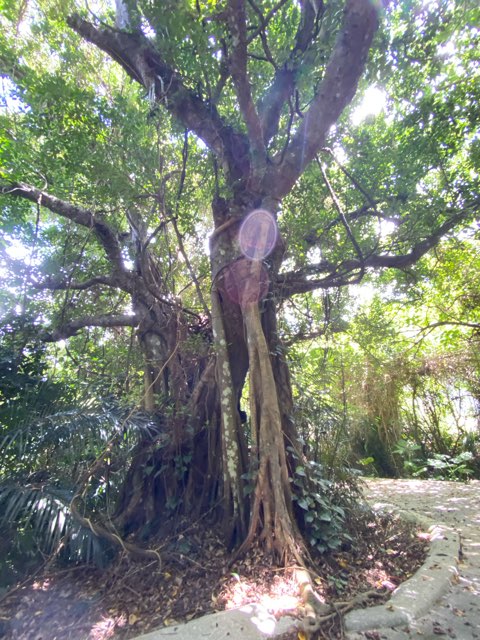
[294,568,387,638]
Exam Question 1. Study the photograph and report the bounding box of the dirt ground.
[0,499,428,640]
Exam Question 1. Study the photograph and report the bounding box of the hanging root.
[237,300,309,564]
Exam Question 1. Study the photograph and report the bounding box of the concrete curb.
[344,502,460,633]
[132,604,299,639]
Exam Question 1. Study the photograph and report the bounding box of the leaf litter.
[0,512,428,640]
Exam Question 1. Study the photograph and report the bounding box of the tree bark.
[208,195,306,559]
[239,298,304,562]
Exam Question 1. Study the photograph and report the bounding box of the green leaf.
[297,497,309,510]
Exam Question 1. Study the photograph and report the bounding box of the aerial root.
[70,495,162,565]
[294,568,387,638]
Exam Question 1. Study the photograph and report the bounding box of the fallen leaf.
[128,613,139,625]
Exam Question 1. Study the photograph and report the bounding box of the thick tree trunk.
[112,354,221,535]
[209,196,305,559]
[239,300,304,561]
[111,193,304,560]
[112,230,224,534]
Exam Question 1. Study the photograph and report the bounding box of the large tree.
[1,0,478,561]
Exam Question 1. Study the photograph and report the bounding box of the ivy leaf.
[297,497,309,510]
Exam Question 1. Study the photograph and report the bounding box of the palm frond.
[0,483,108,566]
[1,399,160,480]
[0,400,160,567]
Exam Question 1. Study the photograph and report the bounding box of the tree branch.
[303,202,385,246]
[66,14,251,182]
[317,157,364,280]
[277,209,472,297]
[283,323,347,346]
[258,68,296,144]
[418,320,480,334]
[246,0,290,45]
[246,0,277,67]
[41,314,139,342]
[1,182,126,272]
[227,0,266,170]
[266,0,379,197]
[321,146,377,210]
[257,0,319,144]
[33,275,119,291]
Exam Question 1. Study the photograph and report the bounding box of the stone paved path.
[348,479,480,640]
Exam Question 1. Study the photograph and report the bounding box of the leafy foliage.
[290,449,360,554]
[286,242,480,482]
[0,399,160,585]
[0,313,69,434]
[393,441,475,481]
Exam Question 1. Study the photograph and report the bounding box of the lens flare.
[222,258,270,308]
[239,209,278,260]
